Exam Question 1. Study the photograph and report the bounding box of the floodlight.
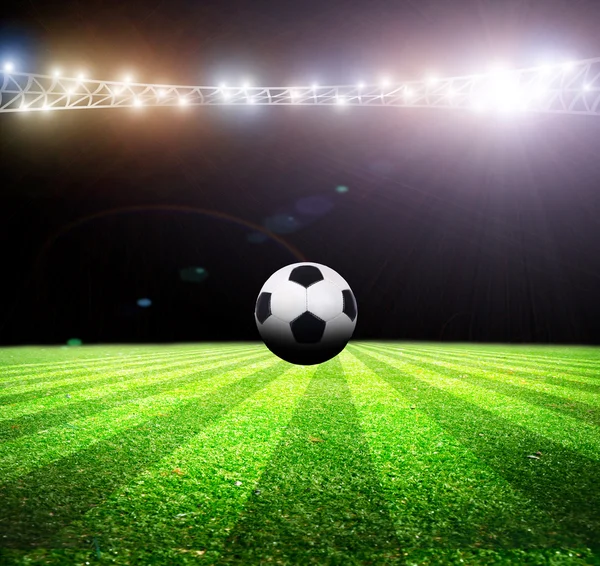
[222,91,231,100]
[179,96,188,105]
[77,72,85,80]
[404,87,413,98]
[538,64,552,75]
[3,62,14,72]
[52,68,61,77]
[336,95,346,104]
[380,77,390,87]
[311,83,318,90]
[242,81,250,89]
[157,89,166,97]
[133,97,142,106]
[219,82,226,89]
[584,84,592,91]
[357,82,365,89]
[124,75,132,83]
[447,88,455,97]
[562,61,575,72]
[427,75,439,85]
[67,86,75,94]
[248,97,256,104]
[289,89,297,99]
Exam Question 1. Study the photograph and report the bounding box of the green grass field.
[1,342,599,565]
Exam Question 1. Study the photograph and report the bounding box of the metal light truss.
[1,57,600,116]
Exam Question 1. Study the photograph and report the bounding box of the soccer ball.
[254,262,357,365]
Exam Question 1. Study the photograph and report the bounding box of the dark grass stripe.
[398,345,600,372]
[398,346,600,395]
[397,346,600,386]
[219,358,403,565]
[0,348,265,406]
[0,352,272,442]
[0,360,289,549]
[362,345,600,428]
[350,346,600,549]
[0,346,260,389]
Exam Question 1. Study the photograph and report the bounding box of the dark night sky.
[1,0,600,345]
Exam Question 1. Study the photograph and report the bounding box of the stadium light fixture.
[133,97,142,107]
[380,77,390,87]
[311,83,318,90]
[222,90,231,100]
[157,88,166,98]
[52,68,61,77]
[336,95,346,104]
[124,75,132,83]
[179,96,188,105]
[357,82,365,89]
[248,97,256,104]
[3,62,14,72]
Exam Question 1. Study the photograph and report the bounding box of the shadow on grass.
[353,346,600,549]
[0,360,288,549]
[372,346,600,428]
[219,358,403,565]
[0,352,271,441]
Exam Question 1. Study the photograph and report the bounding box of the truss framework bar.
[1,57,600,116]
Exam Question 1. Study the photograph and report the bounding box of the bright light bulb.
[562,61,574,72]
[248,97,256,104]
[404,87,413,98]
[311,83,318,90]
[52,68,61,77]
[219,82,226,89]
[583,84,592,91]
[4,62,14,72]
[133,97,142,106]
[289,89,297,99]
[157,89,166,97]
[380,77,390,87]
[179,97,188,105]
[336,95,346,104]
[242,81,250,89]
[67,87,74,94]
[223,91,231,100]
[357,82,365,89]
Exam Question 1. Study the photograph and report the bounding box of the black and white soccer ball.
[254,262,357,365]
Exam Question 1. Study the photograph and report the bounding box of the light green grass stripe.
[366,344,600,405]
[0,344,256,371]
[385,343,600,367]
[51,364,316,565]
[394,345,600,380]
[353,344,600,461]
[0,356,279,483]
[0,350,269,423]
[0,346,260,395]
[0,345,260,384]
[339,349,582,554]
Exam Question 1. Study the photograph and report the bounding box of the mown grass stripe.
[395,345,600,384]
[0,343,258,372]
[0,345,260,385]
[0,355,278,483]
[339,349,587,558]
[355,344,600,460]
[0,358,290,549]
[42,364,317,565]
[362,345,600,428]
[349,345,600,550]
[390,343,600,368]
[0,350,270,427]
[0,346,262,404]
[219,357,402,565]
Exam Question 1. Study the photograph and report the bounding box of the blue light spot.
[137,298,152,308]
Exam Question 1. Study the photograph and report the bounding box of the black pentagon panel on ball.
[290,311,326,343]
[342,289,357,321]
[289,265,324,288]
[255,292,273,324]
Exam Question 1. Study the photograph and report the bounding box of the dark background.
[1,0,600,345]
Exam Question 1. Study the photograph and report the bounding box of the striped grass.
[0,342,598,565]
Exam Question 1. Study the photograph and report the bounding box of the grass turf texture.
[0,343,599,565]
